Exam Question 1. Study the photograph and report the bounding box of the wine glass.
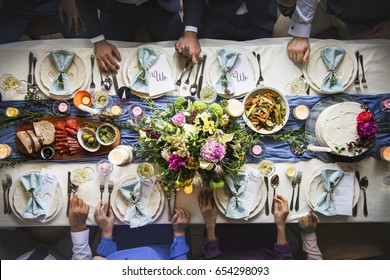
[258,159,275,176]
[71,167,94,187]
[137,162,155,183]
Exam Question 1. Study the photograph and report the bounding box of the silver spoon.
[270,174,279,214]
[190,58,203,96]
[360,176,369,217]
[100,70,104,90]
[29,57,39,95]
[104,75,112,90]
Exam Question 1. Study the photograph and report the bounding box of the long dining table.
[0,37,389,227]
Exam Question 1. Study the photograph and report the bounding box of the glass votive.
[0,144,13,159]
[52,99,70,116]
[137,162,155,180]
[293,104,310,120]
[380,171,390,185]
[128,104,145,120]
[96,159,113,177]
[110,105,123,117]
[108,145,136,167]
[0,74,25,94]
[199,86,217,104]
[225,99,244,118]
[92,91,110,109]
[379,146,390,161]
[380,95,390,113]
[285,166,297,178]
[249,141,266,158]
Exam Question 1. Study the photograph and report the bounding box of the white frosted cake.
[315,102,367,157]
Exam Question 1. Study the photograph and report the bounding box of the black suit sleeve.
[76,0,104,38]
[182,0,203,28]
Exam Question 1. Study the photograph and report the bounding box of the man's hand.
[94,200,115,238]
[94,40,122,73]
[287,37,311,62]
[172,207,191,236]
[299,210,318,233]
[175,31,201,65]
[273,195,289,228]
[277,0,297,8]
[366,19,390,39]
[198,190,217,227]
[58,0,83,35]
[69,194,89,232]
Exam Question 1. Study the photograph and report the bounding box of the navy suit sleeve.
[183,0,203,28]
[76,0,104,38]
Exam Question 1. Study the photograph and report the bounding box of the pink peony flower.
[200,138,226,163]
[357,120,377,140]
[171,112,186,126]
[214,165,224,175]
[356,111,372,123]
[168,154,186,171]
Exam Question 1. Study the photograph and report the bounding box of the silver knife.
[264,176,270,216]
[166,189,172,221]
[197,54,207,98]
[112,73,119,95]
[66,171,72,217]
[27,52,33,85]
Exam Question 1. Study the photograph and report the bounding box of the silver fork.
[182,64,194,91]
[90,54,96,93]
[5,174,12,214]
[359,54,368,88]
[100,182,105,201]
[294,171,302,211]
[255,53,264,86]
[290,176,297,211]
[106,180,114,216]
[354,51,361,91]
[175,60,189,87]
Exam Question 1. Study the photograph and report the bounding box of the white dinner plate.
[122,45,176,99]
[303,40,357,94]
[35,48,88,99]
[111,176,164,225]
[213,177,267,219]
[9,171,63,224]
[206,45,259,98]
[306,164,360,209]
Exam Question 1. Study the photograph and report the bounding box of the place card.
[39,168,58,219]
[228,54,255,95]
[333,162,355,216]
[148,54,175,96]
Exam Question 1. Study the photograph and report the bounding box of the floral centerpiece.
[136,97,256,193]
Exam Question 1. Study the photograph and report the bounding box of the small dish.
[258,160,275,176]
[96,124,117,146]
[40,146,55,159]
[52,99,70,116]
[77,127,100,152]
[73,90,92,109]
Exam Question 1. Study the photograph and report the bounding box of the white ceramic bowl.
[96,124,117,146]
[242,86,290,134]
[77,127,100,152]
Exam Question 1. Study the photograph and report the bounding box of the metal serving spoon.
[270,174,279,214]
[104,75,112,90]
[360,176,369,217]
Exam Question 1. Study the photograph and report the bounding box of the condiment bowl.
[77,127,100,152]
[96,124,117,146]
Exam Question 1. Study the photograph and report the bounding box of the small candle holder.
[379,146,390,161]
[380,95,390,113]
[293,104,310,120]
[0,144,13,159]
[285,166,297,178]
[52,99,70,116]
[128,104,145,120]
[110,105,123,117]
[249,141,266,159]
[225,99,244,118]
[96,159,113,176]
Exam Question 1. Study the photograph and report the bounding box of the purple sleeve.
[96,236,118,258]
[273,242,293,260]
[203,238,222,259]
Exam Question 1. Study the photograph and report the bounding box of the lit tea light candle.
[293,105,310,120]
[285,166,297,178]
[252,145,262,155]
[226,99,244,118]
[380,146,390,161]
[81,96,91,105]
[58,102,68,113]
[250,141,265,158]
[0,144,12,159]
[111,105,123,116]
[108,147,130,166]
[129,104,145,119]
[382,99,390,109]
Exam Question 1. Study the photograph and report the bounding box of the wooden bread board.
[15,115,120,160]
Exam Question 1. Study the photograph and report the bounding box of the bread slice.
[26,130,42,152]
[33,120,55,145]
[16,131,34,154]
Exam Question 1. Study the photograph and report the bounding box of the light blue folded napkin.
[129,46,161,93]
[214,49,239,95]
[49,50,75,95]
[120,179,152,228]
[21,172,46,221]
[225,174,249,219]
[314,169,344,216]
[320,46,345,93]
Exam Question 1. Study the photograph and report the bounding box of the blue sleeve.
[96,236,118,258]
[170,236,189,260]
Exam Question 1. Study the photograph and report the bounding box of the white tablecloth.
[0,38,389,226]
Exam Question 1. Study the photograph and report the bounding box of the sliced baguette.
[16,131,34,154]
[26,130,42,152]
[33,120,55,145]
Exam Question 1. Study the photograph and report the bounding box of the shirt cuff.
[100,235,115,244]
[301,231,317,241]
[288,21,311,38]
[184,26,198,34]
[71,229,89,246]
[91,35,105,44]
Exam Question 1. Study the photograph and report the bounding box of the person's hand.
[94,200,115,238]
[299,210,318,233]
[175,31,201,65]
[94,40,122,73]
[172,207,191,236]
[277,0,297,7]
[366,19,390,39]
[273,195,289,228]
[198,190,217,227]
[58,0,83,35]
[69,194,89,232]
[287,37,311,62]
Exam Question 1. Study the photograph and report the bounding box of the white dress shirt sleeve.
[301,232,323,260]
[288,0,318,38]
[71,229,92,260]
